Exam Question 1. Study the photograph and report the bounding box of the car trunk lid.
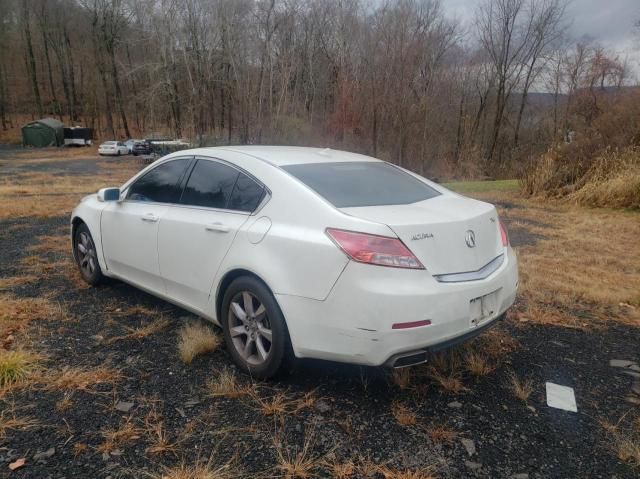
[340,195,503,275]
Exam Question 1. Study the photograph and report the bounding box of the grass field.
[442,179,520,193]
[0,151,639,478]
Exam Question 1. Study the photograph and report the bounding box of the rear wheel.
[73,223,104,285]
[221,276,292,379]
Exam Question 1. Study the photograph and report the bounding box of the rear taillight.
[499,220,509,247]
[326,228,424,269]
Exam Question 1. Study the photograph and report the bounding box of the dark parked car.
[132,141,153,156]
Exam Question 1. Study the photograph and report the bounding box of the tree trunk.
[22,3,43,117]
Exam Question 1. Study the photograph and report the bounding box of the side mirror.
[97,187,121,202]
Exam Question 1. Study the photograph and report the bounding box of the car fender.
[70,195,110,274]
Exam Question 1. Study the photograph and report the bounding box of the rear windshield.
[282,161,440,207]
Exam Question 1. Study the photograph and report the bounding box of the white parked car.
[70,147,518,378]
[98,141,129,156]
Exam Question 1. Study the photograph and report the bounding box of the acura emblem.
[465,230,476,248]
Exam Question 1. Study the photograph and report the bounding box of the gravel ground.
[0,158,638,478]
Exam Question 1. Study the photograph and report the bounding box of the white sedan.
[70,146,518,378]
[98,141,129,156]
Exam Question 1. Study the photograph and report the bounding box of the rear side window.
[181,160,238,209]
[229,174,265,212]
[127,158,190,203]
[282,161,440,207]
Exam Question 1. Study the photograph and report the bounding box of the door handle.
[141,213,159,223]
[205,222,230,233]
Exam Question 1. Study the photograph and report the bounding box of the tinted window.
[229,173,265,212]
[127,159,190,203]
[180,160,238,209]
[282,161,440,207]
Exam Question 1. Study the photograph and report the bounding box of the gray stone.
[448,401,463,409]
[609,359,636,368]
[625,396,640,405]
[622,371,640,379]
[511,474,529,479]
[315,400,331,413]
[465,461,482,471]
[460,438,476,456]
[114,401,134,413]
[33,448,55,460]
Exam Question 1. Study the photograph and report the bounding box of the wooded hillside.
[0,0,635,178]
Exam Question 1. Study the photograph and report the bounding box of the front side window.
[127,158,190,203]
[180,160,239,209]
[179,159,266,212]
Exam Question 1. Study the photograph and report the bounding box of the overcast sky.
[442,0,640,77]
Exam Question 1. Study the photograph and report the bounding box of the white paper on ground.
[546,382,577,412]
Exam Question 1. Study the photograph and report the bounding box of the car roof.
[195,146,381,167]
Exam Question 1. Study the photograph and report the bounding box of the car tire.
[73,223,104,286]
[221,276,293,379]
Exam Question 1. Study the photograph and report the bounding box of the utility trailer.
[64,127,93,146]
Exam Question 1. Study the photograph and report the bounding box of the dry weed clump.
[98,418,143,454]
[391,401,417,426]
[251,389,316,417]
[600,418,640,468]
[105,317,170,344]
[177,322,221,364]
[0,349,38,386]
[507,371,534,402]
[425,423,458,443]
[206,367,255,398]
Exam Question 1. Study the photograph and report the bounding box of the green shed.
[22,118,64,147]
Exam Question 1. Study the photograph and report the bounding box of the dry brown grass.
[391,368,414,390]
[0,275,39,290]
[322,457,357,478]
[255,390,316,417]
[600,418,640,468]
[150,460,239,479]
[42,365,121,391]
[98,418,143,454]
[274,431,324,479]
[0,403,39,440]
[502,202,640,329]
[0,157,139,219]
[55,394,73,412]
[178,322,221,364]
[508,371,534,402]
[376,465,437,479]
[391,401,417,427]
[474,328,520,360]
[27,234,70,255]
[463,351,495,377]
[0,349,39,386]
[206,368,255,398]
[425,423,458,444]
[144,409,182,456]
[105,317,170,345]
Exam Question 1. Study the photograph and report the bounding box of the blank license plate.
[469,290,499,328]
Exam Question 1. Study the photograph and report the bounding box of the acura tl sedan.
[71,146,518,378]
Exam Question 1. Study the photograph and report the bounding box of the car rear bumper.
[276,246,518,367]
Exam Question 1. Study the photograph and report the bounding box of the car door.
[158,157,266,313]
[101,157,192,295]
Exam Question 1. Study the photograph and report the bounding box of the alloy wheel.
[76,231,97,277]
[227,291,272,366]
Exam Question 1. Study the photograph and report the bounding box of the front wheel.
[221,276,292,379]
[73,223,104,285]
